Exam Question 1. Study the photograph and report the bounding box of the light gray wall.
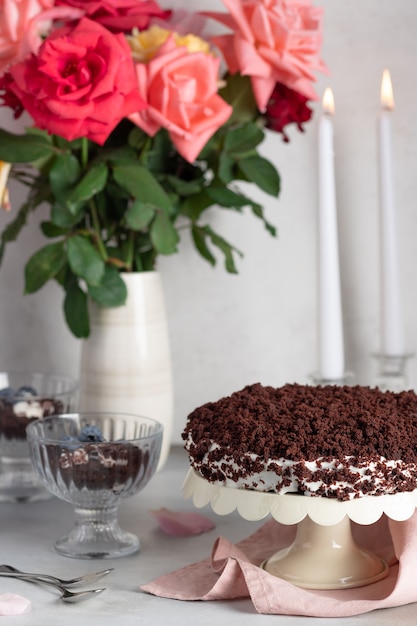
[1,1,417,443]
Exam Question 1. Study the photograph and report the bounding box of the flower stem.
[81,137,89,168]
[139,135,152,163]
[89,199,108,261]
[125,231,134,270]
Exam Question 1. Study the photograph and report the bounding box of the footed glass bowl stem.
[55,505,139,559]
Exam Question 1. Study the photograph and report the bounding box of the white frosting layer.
[185,439,417,500]
[59,447,129,469]
[13,400,43,418]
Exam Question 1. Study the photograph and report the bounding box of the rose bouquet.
[0,0,326,337]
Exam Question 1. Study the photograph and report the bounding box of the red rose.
[0,73,24,118]
[8,18,146,145]
[265,83,313,142]
[55,0,170,33]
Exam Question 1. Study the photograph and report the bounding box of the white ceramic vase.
[79,271,173,468]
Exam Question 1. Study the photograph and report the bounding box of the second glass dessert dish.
[0,371,78,502]
[27,412,163,559]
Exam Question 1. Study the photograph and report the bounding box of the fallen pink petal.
[0,593,31,616]
[150,508,215,536]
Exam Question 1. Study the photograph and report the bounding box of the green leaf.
[67,235,105,286]
[205,186,277,235]
[219,74,258,124]
[141,128,173,172]
[88,265,127,307]
[251,205,277,237]
[150,211,179,255]
[1,202,30,243]
[40,221,69,238]
[125,200,156,230]
[191,225,216,267]
[49,154,101,218]
[163,175,203,196]
[127,126,149,151]
[206,186,249,209]
[134,249,156,272]
[24,241,66,293]
[25,127,53,141]
[0,129,55,163]
[64,281,90,338]
[238,156,281,197]
[104,146,138,164]
[0,203,30,264]
[217,152,236,185]
[53,136,83,151]
[51,201,85,228]
[49,153,81,196]
[180,190,212,220]
[113,164,172,211]
[202,225,243,274]
[224,123,265,156]
[66,162,108,212]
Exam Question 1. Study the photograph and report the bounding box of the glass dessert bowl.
[27,412,163,559]
[0,372,78,502]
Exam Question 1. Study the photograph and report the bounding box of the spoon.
[0,564,113,588]
[0,572,105,603]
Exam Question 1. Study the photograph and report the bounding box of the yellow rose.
[127,26,171,62]
[174,33,211,55]
[0,161,11,212]
[127,26,211,62]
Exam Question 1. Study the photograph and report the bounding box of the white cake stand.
[183,469,417,590]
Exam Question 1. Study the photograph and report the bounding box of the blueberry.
[78,425,104,442]
[16,385,38,398]
[0,387,16,403]
[61,435,81,451]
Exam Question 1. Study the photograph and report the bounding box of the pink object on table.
[141,512,417,617]
[149,508,215,536]
[0,593,31,616]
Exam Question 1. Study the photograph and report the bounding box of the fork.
[0,565,113,588]
[0,572,105,603]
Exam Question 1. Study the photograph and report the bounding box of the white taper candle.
[317,87,345,380]
[378,69,404,356]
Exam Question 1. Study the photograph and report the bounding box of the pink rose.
[55,0,171,33]
[205,0,327,112]
[7,17,146,145]
[0,0,53,75]
[129,36,232,163]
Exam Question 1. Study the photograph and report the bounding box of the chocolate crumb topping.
[183,383,417,462]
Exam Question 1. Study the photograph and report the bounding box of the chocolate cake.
[182,383,417,501]
[48,425,150,491]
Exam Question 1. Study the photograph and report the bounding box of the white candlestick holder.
[309,372,354,387]
[372,353,413,392]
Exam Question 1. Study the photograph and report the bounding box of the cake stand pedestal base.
[261,515,388,589]
[183,469,417,591]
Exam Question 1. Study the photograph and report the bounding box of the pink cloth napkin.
[0,594,31,616]
[141,512,417,617]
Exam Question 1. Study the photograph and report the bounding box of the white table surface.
[0,446,416,625]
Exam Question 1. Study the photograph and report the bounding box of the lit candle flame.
[381,69,394,111]
[322,87,335,115]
